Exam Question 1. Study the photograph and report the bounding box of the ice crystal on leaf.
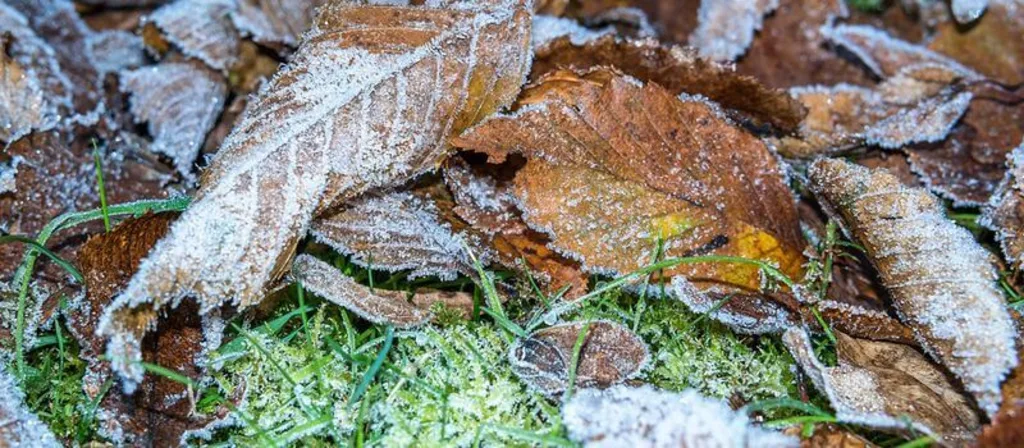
[562,385,797,447]
[0,366,60,447]
[144,0,241,71]
[808,158,1018,418]
[952,0,988,24]
[823,24,980,80]
[86,30,146,74]
[688,0,779,62]
[231,0,325,48]
[99,0,533,390]
[983,139,1024,271]
[0,4,69,143]
[531,15,614,52]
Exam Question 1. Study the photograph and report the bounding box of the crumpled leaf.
[231,0,326,48]
[143,0,241,71]
[983,140,1024,271]
[310,190,484,281]
[688,0,778,62]
[0,365,60,447]
[529,35,805,131]
[929,0,1023,86]
[562,385,798,447]
[783,328,980,442]
[808,158,1018,418]
[120,61,228,178]
[99,0,533,390]
[292,254,432,328]
[455,68,806,315]
[509,320,649,395]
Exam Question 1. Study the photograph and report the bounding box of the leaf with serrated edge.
[509,320,649,395]
[99,0,532,390]
[808,158,1017,418]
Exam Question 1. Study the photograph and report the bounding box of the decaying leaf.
[292,254,432,328]
[86,30,146,74]
[812,300,917,346]
[120,62,228,178]
[509,320,648,394]
[99,0,533,390]
[230,0,324,48]
[669,276,795,335]
[808,158,1018,418]
[929,0,1023,86]
[783,328,980,441]
[984,140,1024,271]
[456,68,806,315]
[143,0,241,71]
[562,385,798,447]
[409,289,476,319]
[0,366,60,447]
[782,424,875,448]
[310,190,484,281]
[0,4,69,143]
[529,35,805,131]
[688,0,778,62]
[823,24,981,80]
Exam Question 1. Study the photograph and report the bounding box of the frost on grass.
[121,62,227,178]
[509,320,649,395]
[783,328,981,442]
[231,0,324,48]
[310,191,483,281]
[688,0,779,62]
[0,3,69,143]
[808,158,1018,418]
[531,15,614,53]
[562,385,797,447]
[292,254,432,328]
[99,0,533,388]
[143,0,241,71]
[822,24,980,80]
[0,365,60,447]
[952,0,988,24]
[982,139,1024,271]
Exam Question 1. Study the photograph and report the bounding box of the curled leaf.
[292,254,432,328]
[688,0,778,62]
[783,328,980,441]
[0,366,59,447]
[509,320,648,395]
[808,158,1018,417]
[562,385,798,447]
[100,0,533,389]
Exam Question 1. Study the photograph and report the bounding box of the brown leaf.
[688,0,779,62]
[784,328,981,442]
[808,158,1018,418]
[783,424,876,448]
[409,289,476,319]
[823,23,981,81]
[985,141,1024,274]
[509,320,648,394]
[292,254,432,328]
[455,69,806,320]
[0,366,60,446]
[812,300,917,346]
[231,0,325,48]
[928,1,1024,86]
[529,35,805,131]
[120,61,228,178]
[975,402,1024,448]
[99,0,533,389]
[143,0,241,71]
[629,0,700,43]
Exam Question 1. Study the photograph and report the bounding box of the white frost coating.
[531,15,614,52]
[822,24,981,80]
[86,30,146,74]
[0,160,16,193]
[0,3,67,143]
[952,0,988,23]
[563,385,797,448]
[230,0,324,47]
[120,62,227,178]
[808,159,1018,418]
[864,91,972,149]
[146,0,241,71]
[669,276,792,335]
[0,365,61,447]
[982,139,1024,270]
[689,0,779,62]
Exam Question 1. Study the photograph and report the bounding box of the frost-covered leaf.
[823,24,981,80]
[529,35,805,131]
[455,68,806,301]
[951,0,988,24]
[98,0,533,390]
[86,30,146,74]
[143,0,241,71]
[808,158,1018,418]
[0,365,60,447]
[120,62,228,178]
[688,0,778,62]
[668,276,795,335]
[983,140,1024,271]
[562,385,798,447]
[813,300,917,346]
[531,15,614,52]
[310,189,484,281]
[783,328,981,442]
[509,320,648,395]
[292,254,432,328]
[976,402,1024,447]
[230,0,325,47]
[929,1,1023,86]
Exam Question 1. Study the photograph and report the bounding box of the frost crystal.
[823,24,980,80]
[562,385,797,447]
[808,158,1018,418]
[982,139,1024,271]
[120,62,227,178]
[531,15,614,52]
[689,0,779,62]
[231,0,324,47]
[146,0,241,71]
[0,3,68,143]
[0,366,60,447]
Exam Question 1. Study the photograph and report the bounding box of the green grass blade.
[562,321,591,402]
[0,235,83,283]
[347,326,394,411]
[91,140,111,233]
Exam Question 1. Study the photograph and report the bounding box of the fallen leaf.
[99,0,533,390]
[409,289,476,319]
[120,62,228,178]
[292,254,432,328]
[984,140,1024,271]
[143,0,241,71]
[688,0,779,62]
[529,35,805,131]
[784,328,981,442]
[976,401,1024,448]
[928,0,1023,86]
[86,30,147,75]
[531,14,615,53]
[562,384,798,447]
[812,300,917,346]
[782,424,875,448]
[823,24,981,80]
[231,0,325,48]
[669,276,796,335]
[0,366,60,446]
[951,0,989,24]
[509,320,648,394]
[629,0,700,44]
[808,158,1018,418]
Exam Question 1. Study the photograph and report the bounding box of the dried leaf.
[669,276,796,335]
[531,14,614,53]
[409,289,476,319]
[310,190,483,281]
[976,402,1024,448]
[86,30,146,75]
[456,69,806,305]
[629,0,700,44]
[808,158,1018,417]
[292,254,432,328]
[529,35,805,131]
[688,0,779,62]
[0,366,60,447]
[562,385,798,447]
[823,24,981,80]
[782,424,875,448]
[509,320,649,394]
[983,140,1024,271]
[120,62,228,177]
[0,4,69,143]
[929,1,1023,86]
[99,0,533,389]
[783,328,980,442]
[230,0,325,48]
[143,0,241,71]
[813,300,917,346]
